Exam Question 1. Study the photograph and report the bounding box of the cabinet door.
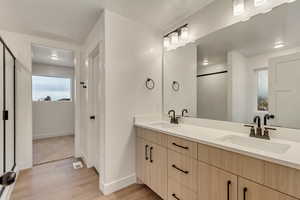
[149,142,168,199]
[238,177,297,200]
[136,138,150,185]
[198,162,238,200]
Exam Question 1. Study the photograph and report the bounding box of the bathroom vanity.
[135,121,300,200]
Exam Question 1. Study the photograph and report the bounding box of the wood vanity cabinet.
[198,162,238,200]
[238,177,297,200]
[136,127,300,200]
[136,135,167,199]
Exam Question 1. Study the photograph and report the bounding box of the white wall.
[0,30,81,170]
[228,51,249,123]
[164,44,197,117]
[197,64,228,121]
[32,63,74,139]
[101,10,162,194]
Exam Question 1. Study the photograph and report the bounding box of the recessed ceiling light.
[202,59,209,66]
[274,42,285,49]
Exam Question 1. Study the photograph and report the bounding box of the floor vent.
[73,161,83,169]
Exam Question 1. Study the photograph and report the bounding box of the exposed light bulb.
[163,37,170,48]
[255,0,266,7]
[171,32,179,45]
[180,26,189,41]
[233,0,245,16]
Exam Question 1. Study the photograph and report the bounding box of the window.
[32,76,72,101]
[257,69,268,111]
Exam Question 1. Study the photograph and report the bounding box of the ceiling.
[196,1,300,67]
[32,44,74,67]
[0,0,214,44]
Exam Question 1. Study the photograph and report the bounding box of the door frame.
[30,42,81,165]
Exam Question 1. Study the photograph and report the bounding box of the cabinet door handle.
[145,145,149,160]
[172,193,180,200]
[243,187,247,200]
[172,142,189,150]
[227,181,231,200]
[150,147,153,163]
[172,164,189,174]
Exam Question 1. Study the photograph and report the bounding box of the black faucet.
[253,116,262,136]
[263,114,275,126]
[168,110,179,124]
[181,109,188,117]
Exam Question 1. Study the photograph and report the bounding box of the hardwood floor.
[11,158,162,200]
[33,135,74,165]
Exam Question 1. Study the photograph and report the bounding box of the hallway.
[11,159,161,200]
[33,135,74,165]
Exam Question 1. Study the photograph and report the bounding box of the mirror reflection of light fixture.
[233,0,245,16]
[180,26,189,41]
[255,0,266,7]
[171,32,179,45]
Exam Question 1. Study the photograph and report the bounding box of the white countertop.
[135,120,300,170]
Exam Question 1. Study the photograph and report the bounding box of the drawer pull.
[150,147,153,163]
[145,145,149,160]
[172,142,189,150]
[227,181,231,200]
[172,193,180,200]
[243,187,247,200]
[172,164,189,174]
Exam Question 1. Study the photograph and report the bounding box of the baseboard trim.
[100,174,136,195]
[33,132,74,140]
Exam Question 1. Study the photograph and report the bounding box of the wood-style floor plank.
[33,135,74,165]
[11,158,162,200]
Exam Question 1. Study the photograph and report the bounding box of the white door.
[269,52,300,129]
[87,48,100,172]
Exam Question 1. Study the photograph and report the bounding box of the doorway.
[31,44,76,165]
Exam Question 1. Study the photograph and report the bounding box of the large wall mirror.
[163,1,300,129]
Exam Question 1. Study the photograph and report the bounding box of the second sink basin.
[218,135,290,154]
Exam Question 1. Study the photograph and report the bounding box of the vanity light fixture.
[180,26,189,41]
[274,42,285,49]
[254,0,266,7]
[170,32,179,45]
[233,0,245,16]
[50,53,59,61]
[164,37,170,48]
[163,24,189,50]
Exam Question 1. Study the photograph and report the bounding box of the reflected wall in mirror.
[163,1,300,129]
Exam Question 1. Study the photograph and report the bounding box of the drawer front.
[168,150,198,192]
[136,127,167,147]
[264,162,300,199]
[168,179,197,200]
[168,136,197,159]
[198,143,264,184]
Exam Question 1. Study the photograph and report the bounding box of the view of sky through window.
[32,76,71,101]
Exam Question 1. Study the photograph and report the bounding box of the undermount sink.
[218,135,290,154]
[149,122,179,129]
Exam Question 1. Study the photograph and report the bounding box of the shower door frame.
[0,36,16,197]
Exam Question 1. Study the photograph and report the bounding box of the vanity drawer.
[168,150,198,192]
[136,127,167,147]
[198,143,264,184]
[264,162,300,199]
[168,179,197,200]
[167,136,197,159]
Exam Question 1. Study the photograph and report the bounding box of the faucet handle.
[244,124,256,137]
[264,127,277,131]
